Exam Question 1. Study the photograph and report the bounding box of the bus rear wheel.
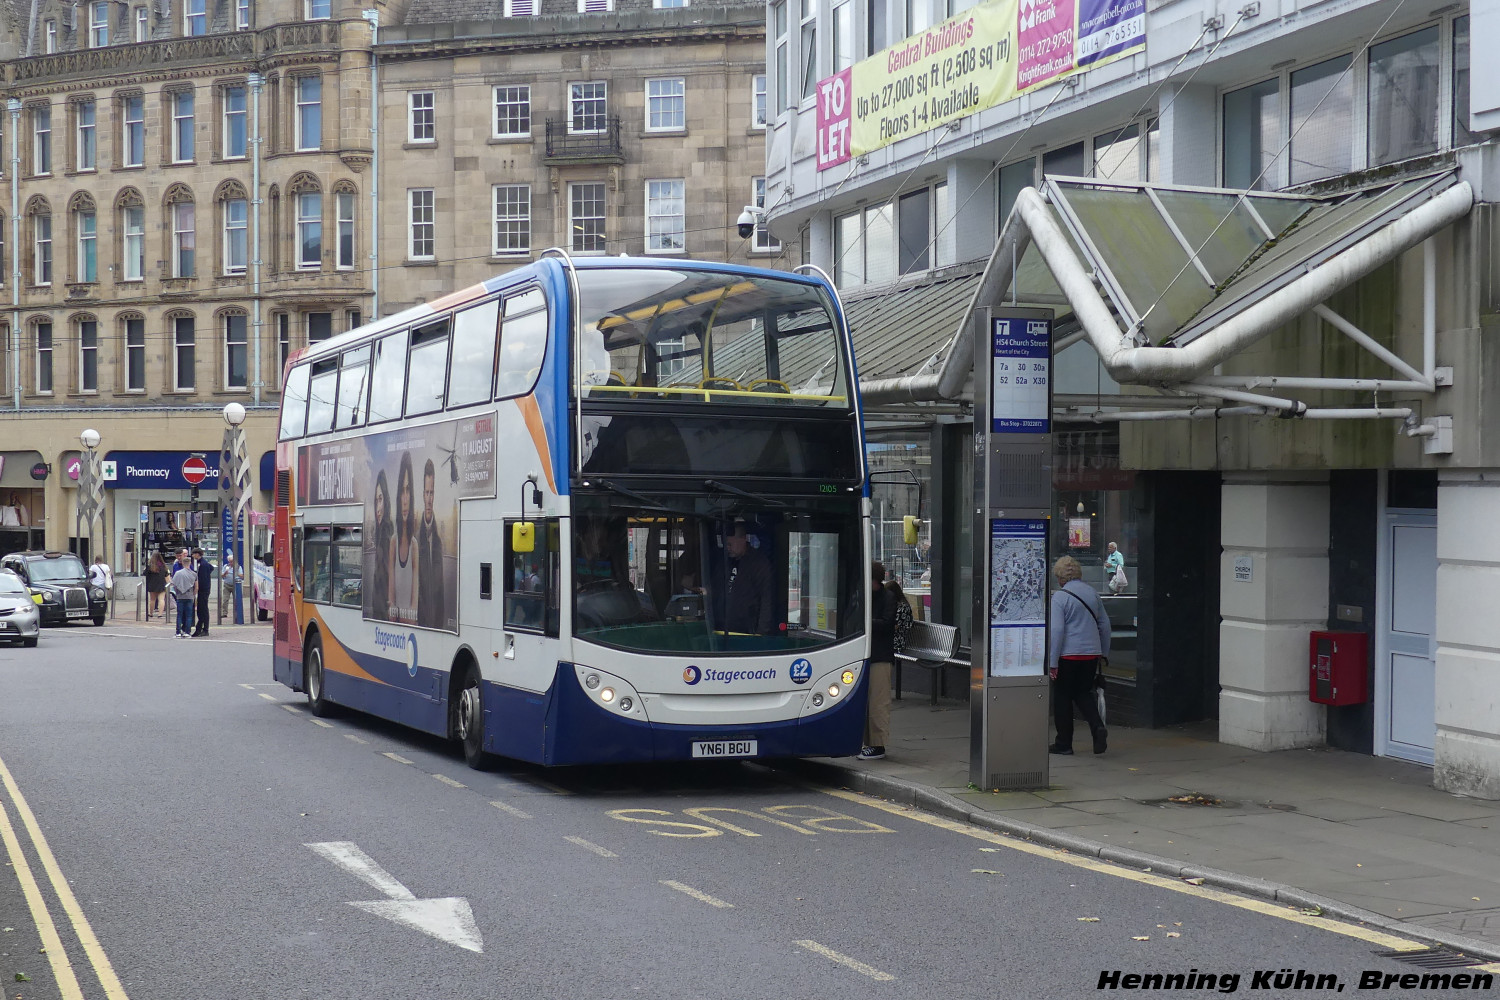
[457,670,492,771]
[305,633,334,717]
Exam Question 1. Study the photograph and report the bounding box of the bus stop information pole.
[969,308,1053,791]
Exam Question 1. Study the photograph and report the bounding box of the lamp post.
[77,428,103,567]
[220,403,251,625]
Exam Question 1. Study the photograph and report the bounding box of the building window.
[408,189,434,260]
[336,190,355,269]
[1093,123,1145,183]
[76,100,96,171]
[134,6,148,41]
[646,78,685,132]
[77,210,96,282]
[35,323,52,394]
[774,2,788,114]
[223,86,247,158]
[897,188,930,274]
[224,314,248,389]
[832,0,853,73]
[408,92,434,143]
[224,197,247,274]
[123,95,145,167]
[125,318,145,391]
[502,0,535,13]
[173,316,195,391]
[655,0,688,6]
[44,20,56,54]
[1455,16,1473,147]
[751,177,780,252]
[297,192,322,269]
[79,321,98,393]
[89,2,109,46]
[277,313,291,375]
[1222,79,1281,190]
[569,82,607,134]
[493,184,530,255]
[236,0,251,29]
[172,90,195,163]
[307,312,332,342]
[834,203,893,288]
[345,309,361,332]
[494,86,531,138]
[185,0,206,35]
[32,107,51,176]
[867,0,886,54]
[577,0,612,10]
[295,77,322,151]
[799,0,818,100]
[123,205,145,280]
[570,182,606,253]
[1289,56,1353,185]
[305,0,330,18]
[1368,26,1440,168]
[645,179,685,253]
[33,213,51,286]
[172,201,195,278]
[752,75,767,128]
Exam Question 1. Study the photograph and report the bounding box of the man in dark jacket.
[416,459,445,629]
[192,548,214,636]
[722,522,775,634]
[862,561,899,760]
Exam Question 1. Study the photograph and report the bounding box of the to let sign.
[815,69,853,171]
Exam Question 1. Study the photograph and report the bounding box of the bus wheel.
[305,633,335,718]
[457,670,492,771]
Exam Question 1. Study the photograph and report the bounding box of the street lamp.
[220,404,251,625]
[76,429,104,604]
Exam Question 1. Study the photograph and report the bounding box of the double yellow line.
[0,753,130,1000]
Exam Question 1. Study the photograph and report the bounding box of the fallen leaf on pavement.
[971,869,1004,875]
[1167,932,1181,939]
[1132,936,1150,941]
[1077,917,1100,922]
[1183,877,1205,885]
[979,848,999,852]
[12,974,28,983]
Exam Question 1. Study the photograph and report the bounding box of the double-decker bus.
[272,254,869,767]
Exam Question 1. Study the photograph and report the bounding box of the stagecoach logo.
[682,665,702,685]
[374,627,421,678]
[685,666,780,686]
[790,658,813,684]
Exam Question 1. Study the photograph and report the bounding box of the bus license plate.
[691,740,758,759]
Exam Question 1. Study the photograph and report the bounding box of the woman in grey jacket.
[1048,555,1111,755]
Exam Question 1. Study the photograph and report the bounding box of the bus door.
[499,518,560,681]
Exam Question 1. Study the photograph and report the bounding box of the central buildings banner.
[815,0,1145,170]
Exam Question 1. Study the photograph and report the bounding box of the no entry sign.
[181,457,209,486]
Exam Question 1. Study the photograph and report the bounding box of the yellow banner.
[814,0,1146,169]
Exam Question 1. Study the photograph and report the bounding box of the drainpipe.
[363,9,379,320]
[9,98,20,411]
[249,72,264,403]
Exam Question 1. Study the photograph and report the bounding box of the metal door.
[1380,512,1436,765]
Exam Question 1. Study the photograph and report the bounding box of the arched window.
[31,318,53,394]
[167,310,197,391]
[215,179,250,276]
[288,172,322,271]
[73,313,100,393]
[164,183,196,279]
[119,313,147,392]
[332,179,357,270]
[26,196,51,287]
[116,188,145,281]
[218,308,250,391]
[267,183,280,273]
[68,192,98,284]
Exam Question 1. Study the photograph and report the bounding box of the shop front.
[0,451,49,555]
[105,451,224,576]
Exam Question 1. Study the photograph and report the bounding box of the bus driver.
[721,521,774,635]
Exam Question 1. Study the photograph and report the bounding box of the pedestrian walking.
[192,548,214,637]
[89,555,113,592]
[1105,541,1127,594]
[145,552,167,619]
[861,561,900,761]
[170,555,198,637]
[1048,555,1111,756]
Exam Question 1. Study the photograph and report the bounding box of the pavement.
[800,695,1500,958]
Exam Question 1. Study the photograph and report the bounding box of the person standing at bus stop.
[1048,555,1111,755]
[861,562,899,761]
[170,553,198,638]
[417,458,445,629]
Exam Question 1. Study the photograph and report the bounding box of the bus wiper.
[593,478,676,512]
[704,479,788,508]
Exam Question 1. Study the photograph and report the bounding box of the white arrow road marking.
[306,841,484,954]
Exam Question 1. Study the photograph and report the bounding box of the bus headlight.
[600,687,615,703]
[811,693,824,707]
[827,685,840,698]
[585,674,601,690]
[841,669,855,685]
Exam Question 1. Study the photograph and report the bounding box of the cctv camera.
[736,206,758,240]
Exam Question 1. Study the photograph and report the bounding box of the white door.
[1381,512,1437,765]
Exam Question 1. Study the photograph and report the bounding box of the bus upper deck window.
[368,330,408,424]
[406,319,450,417]
[306,358,338,435]
[448,299,500,408]
[336,345,371,429]
[496,289,547,399]
[279,364,311,439]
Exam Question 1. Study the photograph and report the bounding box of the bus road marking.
[814,785,1432,954]
[258,692,277,701]
[432,774,466,789]
[344,734,369,745]
[660,880,733,909]
[793,940,895,981]
[0,753,132,999]
[281,704,303,715]
[563,836,617,858]
[490,800,533,820]
[309,718,335,729]
[383,752,415,765]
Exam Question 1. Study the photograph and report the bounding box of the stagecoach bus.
[271,254,870,767]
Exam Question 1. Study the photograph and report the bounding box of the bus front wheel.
[456,669,493,771]
[305,633,335,717]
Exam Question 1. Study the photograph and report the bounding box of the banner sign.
[815,0,1144,169]
[296,413,498,633]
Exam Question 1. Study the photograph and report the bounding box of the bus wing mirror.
[903,515,920,546]
[512,522,536,554]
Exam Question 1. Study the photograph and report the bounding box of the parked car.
[0,552,108,627]
[0,569,40,646]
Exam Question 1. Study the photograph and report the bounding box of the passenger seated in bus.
[719,521,774,635]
